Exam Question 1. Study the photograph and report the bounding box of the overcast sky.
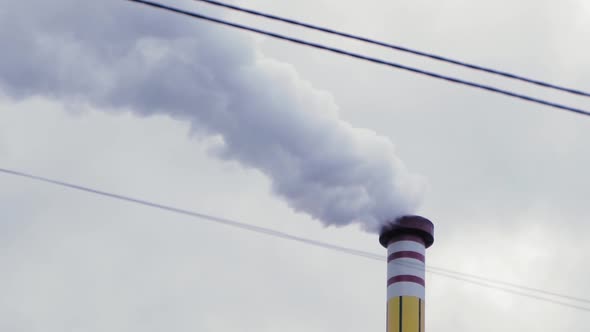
[1,0,590,331]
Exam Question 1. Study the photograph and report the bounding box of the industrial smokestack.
[380,215,434,332]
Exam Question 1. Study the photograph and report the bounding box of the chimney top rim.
[379,215,434,248]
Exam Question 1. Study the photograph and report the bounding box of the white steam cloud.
[0,0,425,232]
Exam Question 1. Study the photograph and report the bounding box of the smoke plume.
[0,0,425,232]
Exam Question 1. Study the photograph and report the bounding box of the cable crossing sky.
[1,167,589,312]
[192,0,590,99]
[127,0,590,118]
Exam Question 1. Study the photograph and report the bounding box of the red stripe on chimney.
[388,251,425,263]
[387,275,425,287]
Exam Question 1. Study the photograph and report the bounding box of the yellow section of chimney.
[387,296,423,332]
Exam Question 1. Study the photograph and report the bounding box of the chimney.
[379,215,434,332]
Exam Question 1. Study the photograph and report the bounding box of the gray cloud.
[2,0,590,331]
[0,0,425,231]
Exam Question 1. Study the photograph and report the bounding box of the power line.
[1,166,589,312]
[126,0,590,118]
[395,259,590,309]
[0,168,378,260]
[418,261,590,305]
[192,0,590,99]
[421,266,590,312]
[396,258,590,311]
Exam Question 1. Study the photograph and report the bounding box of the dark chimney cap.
[379,215,434,248]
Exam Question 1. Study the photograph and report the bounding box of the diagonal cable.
[1,166,590,311]
[192,0,590,98]
[126,0,590,118]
